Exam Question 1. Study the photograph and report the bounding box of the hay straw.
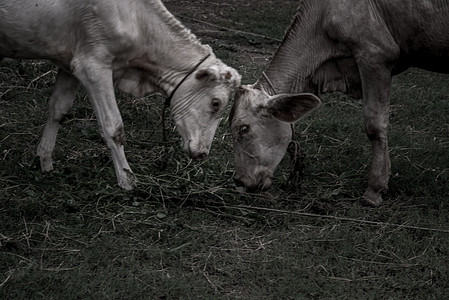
[233,205,449,234]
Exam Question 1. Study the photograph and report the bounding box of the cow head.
[229,85,321,191]
[170,60,241,160]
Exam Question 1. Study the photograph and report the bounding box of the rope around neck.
[161,54,212,145]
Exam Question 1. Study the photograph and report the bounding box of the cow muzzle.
[234,173,272,192]
[185,140,209,161]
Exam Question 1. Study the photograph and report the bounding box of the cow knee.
[365,125,380,141]
[364,117,388,141]
[51,109,69,124]
[48,95,74,123]
[102,123,126,146]
[112,124,126,146]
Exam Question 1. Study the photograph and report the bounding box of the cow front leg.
[72,58,135,190]
[359,67,392,206]
[37,69,79,171]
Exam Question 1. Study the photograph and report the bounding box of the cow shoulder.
[323,0,399,61]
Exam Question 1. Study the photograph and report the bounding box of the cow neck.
[261,71,279,95]
[257,68,296,96]
[140,1,211,99]
[256,0,325,96]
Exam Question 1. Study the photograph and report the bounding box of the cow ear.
[265,93,321,123]
[196,66,241,89]
[195,67,218,82]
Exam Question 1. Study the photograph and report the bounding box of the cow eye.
[239,125,250,135]
[211,98,221,112]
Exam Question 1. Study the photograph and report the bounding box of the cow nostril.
[234,177,245,187]
[195,152,208,161]
[258,177,272,191]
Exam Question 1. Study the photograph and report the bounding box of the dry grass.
[1,0,449,299]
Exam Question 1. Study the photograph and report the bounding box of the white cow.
[230,0,448,206]
[0,0,241,189]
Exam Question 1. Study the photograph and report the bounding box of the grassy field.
[1,0,449,299]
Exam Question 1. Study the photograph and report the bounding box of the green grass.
[1,0,449,299]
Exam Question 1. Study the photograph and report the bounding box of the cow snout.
[234,174,272,192]
[256,177,272,192]
[184,140,209,160]
[191,151,208,161]
[234,176,246,188]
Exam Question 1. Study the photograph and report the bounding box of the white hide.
[0,0,241,190]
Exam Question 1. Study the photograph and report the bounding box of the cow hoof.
[118,170,136,190]
[362,188,383,207]
[39,156,54,172]
[118,179,135,190]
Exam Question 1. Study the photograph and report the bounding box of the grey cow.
[230,0,449,206]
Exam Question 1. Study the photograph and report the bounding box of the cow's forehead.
[230,88,255,121]
[230,86,268,126]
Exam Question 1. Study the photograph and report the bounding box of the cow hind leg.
[72,58,135,190]
[37,69,79,171]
